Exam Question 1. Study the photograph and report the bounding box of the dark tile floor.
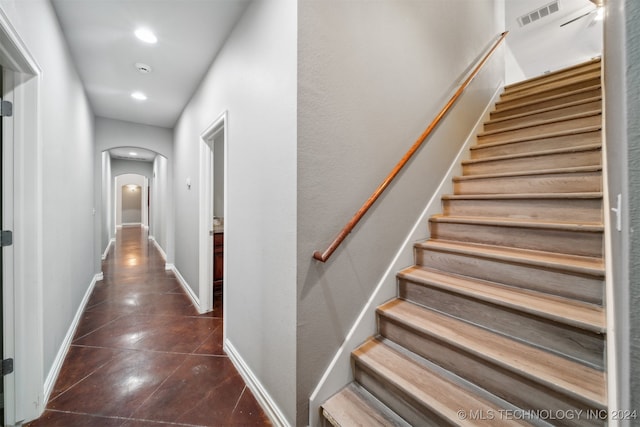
[26,227,271,427]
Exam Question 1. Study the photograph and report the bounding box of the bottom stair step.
[321,383,412,427]
[353,338,533,426]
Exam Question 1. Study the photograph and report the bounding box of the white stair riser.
[429,221,603,257]
[484,100,601,132]
[478,115,601,145]
[492,87,601,119]
[470,131,601,159]
[378,317,606,427]
[454,171,602,195]
[463,149,602,176]
[415,247,604,304]
[397,280,605,369]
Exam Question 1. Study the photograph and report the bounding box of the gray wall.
[604,0,638,419]
[0,1,96,420]
[121,185,142,224]
[111,158,153,179]
[297,0,504,424]
[172,0,297,423]
[101,152,113,257]
[151,155,170,256]
[623,0,640,417]
[213,131,224,219]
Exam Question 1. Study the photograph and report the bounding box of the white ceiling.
[51,0,250,129]
[51,0,601,130]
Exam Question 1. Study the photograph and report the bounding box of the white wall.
[95,117,173,263]
[0,0,95,422]
[297,0,504,424]
[504,0,602,83]
[172,0,297,423]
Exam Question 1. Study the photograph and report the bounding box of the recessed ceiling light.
[131,91,147,101]
[134,28,157,44]
[129,152,138,156]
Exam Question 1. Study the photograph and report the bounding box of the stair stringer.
[599,79,618,424]
[307,85,504,427]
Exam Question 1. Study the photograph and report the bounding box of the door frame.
[0,9,44,425]
[198,111,227,314]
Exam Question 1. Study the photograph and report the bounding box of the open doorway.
[198,111,227,315]
[114,174,148,231]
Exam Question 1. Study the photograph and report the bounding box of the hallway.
[26,227,270,427]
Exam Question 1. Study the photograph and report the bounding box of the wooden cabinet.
[213,232,223,287]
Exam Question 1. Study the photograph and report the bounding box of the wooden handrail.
[313,31,508,262]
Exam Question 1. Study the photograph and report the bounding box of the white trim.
[600,57,620,423]
[0,7,44,425]
[150,236,167,261]
[198,110,227,314]
[121,222,142,227]
[225,339,290,427]
[167,264,201,312]
[308,84,504,426]
[43,273,101,405]
[101,238,115,261]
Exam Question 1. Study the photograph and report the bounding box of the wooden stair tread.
[503,66,601,98]
[478,110,601,137]
[322,383,411,427]
[494,84,601,115]
[378,299,607,408]
[454,165,602,181]
[463,143,601,165]
[398,265,605,332]
[504,58,601,92]
[442,192,603,201]
[472,126,601,150]
[499,71,602,103]
[354,338,532,426]
[487,97,602,126]
[416,239,604,276]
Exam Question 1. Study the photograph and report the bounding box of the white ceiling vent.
[518,1,560,27]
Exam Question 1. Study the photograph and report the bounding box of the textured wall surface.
[297,1,504,424]
[626,0,640,416]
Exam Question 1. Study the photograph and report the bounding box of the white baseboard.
[225,339,290,427]
[167,264,201,312]
[121,222,142,228]
[43,273,101,403]
[307,84,505,426]
[101,238,115,260]
[150,237,167,261]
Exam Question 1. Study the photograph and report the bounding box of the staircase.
[321,58,606,427]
